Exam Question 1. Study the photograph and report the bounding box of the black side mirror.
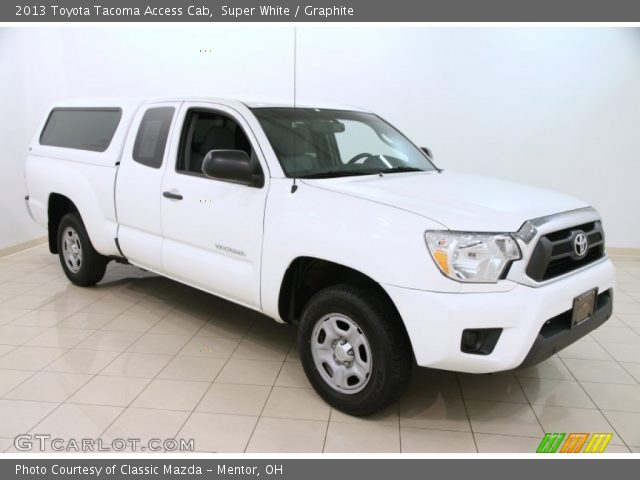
[202,150,264,188]
[420,147,433,160]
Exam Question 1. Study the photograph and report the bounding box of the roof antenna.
[291,27,298,194]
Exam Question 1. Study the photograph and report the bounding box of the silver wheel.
[310,313,372,394]
[61,226,83,274]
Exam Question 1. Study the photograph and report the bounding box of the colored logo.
[536,432,612,453]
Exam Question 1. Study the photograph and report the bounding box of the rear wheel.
[298,284,412,416]
[57,212,108,286]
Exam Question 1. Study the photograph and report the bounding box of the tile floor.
[0,245,639,453]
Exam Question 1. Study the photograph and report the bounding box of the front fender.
[260,179,455,320]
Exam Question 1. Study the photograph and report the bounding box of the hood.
[303,171,588,232]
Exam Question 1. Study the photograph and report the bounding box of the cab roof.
[49,96,370,113]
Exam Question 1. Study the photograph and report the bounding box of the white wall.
[0,29,44,248]
[1,27,639,249]
[296,27,640,248]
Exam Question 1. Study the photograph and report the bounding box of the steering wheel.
[347,153,374,165]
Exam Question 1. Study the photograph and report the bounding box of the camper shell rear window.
[40,108,122,152]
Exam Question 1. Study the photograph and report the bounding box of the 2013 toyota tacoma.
[24,97,614,415]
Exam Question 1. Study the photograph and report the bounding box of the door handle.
[162,191,183,200]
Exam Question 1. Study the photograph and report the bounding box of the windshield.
[251,108,436,178]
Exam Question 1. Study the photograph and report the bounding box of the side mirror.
[202,150,264,188]
[420,147,433,160]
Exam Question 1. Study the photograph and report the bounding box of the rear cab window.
[132,107,175,169]
[40,108,122,152]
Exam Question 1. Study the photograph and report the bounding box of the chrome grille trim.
[506,207,607,287]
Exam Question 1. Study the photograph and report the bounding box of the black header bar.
[3,458,640,480]
[4,0,640,22]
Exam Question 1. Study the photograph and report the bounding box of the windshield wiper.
[377,166,425,174]
[297,166,425,179]
[297,170,379,179]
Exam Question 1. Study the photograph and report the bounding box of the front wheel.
[57,212,108,286]
[298,284,412,416]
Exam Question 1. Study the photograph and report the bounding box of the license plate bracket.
[572,288,598,328]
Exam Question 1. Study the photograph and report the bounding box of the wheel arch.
[47,193,79,253]
[277,256,404,327]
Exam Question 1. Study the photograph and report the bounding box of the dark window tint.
[40,108,122,152]
[132,107,175,169]
[177,109,253,176]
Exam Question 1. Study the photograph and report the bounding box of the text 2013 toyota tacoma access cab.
[24,97,614,415]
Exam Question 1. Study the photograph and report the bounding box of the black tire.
[57,212,108,286]
[298,284,412,416]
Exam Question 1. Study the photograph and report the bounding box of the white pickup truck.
[24,97,614,415]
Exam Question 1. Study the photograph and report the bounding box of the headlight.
[425,231,521,283]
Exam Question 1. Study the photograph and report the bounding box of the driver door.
[160,103,268,308]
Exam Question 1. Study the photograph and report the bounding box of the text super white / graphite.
[221,5,355,17]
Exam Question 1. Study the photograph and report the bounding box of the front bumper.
[383,257,615,373]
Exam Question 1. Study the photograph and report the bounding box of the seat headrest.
[277,134,314,158]
[200,127,236,155]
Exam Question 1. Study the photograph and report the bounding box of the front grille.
[526,221,605,282]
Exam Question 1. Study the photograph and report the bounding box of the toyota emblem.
[573,232,589,257]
